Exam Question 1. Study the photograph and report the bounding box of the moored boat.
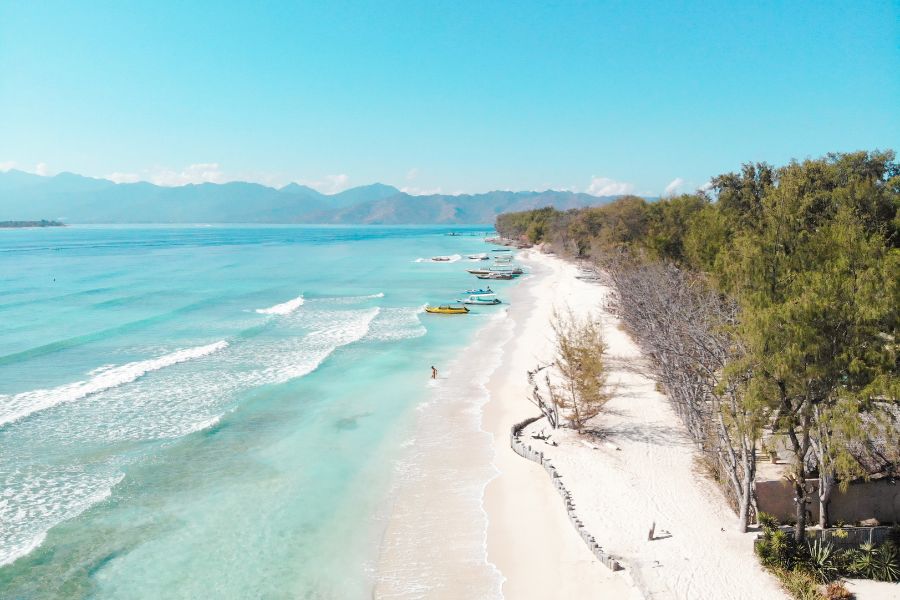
[431,256,452,262]
[424,304,470,314]
[459,294,501,305]
[464,287,493,295]
[476,272,513,280]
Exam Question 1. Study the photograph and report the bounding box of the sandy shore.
[482,250,641,599]
[374,249,637,598]
[501,250,788,600]
[373,247,900,600]
[377,247,791,599]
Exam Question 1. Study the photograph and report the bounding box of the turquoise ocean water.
[0,225,513,598]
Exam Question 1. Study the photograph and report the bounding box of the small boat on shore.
[425,304,470,314]
[459,294,501,305]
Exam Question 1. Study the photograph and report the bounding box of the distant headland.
[0,220,65,228]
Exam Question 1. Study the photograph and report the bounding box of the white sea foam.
[0,307,380,567]
[0,468,125,566]
[179,413,223,436]
[0,341,228,428]
[375,297,512,598]
[365,306,426,342]
[261,307,380,384]
[316,292,384,305]
[255,294,305,315]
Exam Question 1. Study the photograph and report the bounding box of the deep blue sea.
[0,225,513,598]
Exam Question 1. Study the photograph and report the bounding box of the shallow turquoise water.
[0,225,515,598]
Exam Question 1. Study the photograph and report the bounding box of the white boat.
[431,256,453,262]
[467,265,524,277]
[468,253,489,260]
[459,294,501,305]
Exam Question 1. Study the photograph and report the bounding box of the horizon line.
[0,167,649,199]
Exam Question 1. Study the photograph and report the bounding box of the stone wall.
[509,415,624,572]
[756,478,900,525]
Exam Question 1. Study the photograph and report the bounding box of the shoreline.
[489,250,787,600]
[374,247,797,599]
[481,250,640,599]
[374,248,638,598]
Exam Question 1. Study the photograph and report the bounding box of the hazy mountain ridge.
[0,170,623,224]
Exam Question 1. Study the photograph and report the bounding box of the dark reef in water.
[0,220,65,228]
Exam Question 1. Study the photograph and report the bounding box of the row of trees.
[497,151,899,536]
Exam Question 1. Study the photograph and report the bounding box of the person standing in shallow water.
[431,366,437,379]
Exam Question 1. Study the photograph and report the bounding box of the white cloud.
[586,176,634,196]
[0,161,55,176]
[699,180,714,192]
[400,185,443,196]
[296,174,351,194]
[405,168,419,181]
[663,177,685,196]
[151,163,227,186]
[106,172,142,184]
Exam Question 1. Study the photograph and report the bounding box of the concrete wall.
[756,477,900,525]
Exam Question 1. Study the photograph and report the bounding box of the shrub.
[849,543,878,579]
[822,581,853,600]
[804,540,839,583]
[779,568,821,600]
[758,512,779,531]
[873,541,899,582]
[757,528,798,570]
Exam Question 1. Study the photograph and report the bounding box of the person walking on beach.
[431,366,437,379]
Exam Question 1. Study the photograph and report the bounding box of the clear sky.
[1,1,898,195]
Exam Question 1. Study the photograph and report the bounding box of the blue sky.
[1,1,897,195]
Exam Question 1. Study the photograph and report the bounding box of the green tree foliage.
[497,150,900,537]
[549,309,611,432]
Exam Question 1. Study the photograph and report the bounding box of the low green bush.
[872,541,899,582]
[758,532,900,598]
[758,512,779,531]
[804,540,839,583]
[776,567,820,600]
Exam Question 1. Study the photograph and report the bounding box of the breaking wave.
[256,294,305,315]
[0,341,228,428]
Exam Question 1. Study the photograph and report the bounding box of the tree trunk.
[738,442,756,533]
[786,407,811,542]
[793,477,808,541]
[818,472,834,529]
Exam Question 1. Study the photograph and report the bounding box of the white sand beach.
[378,248,793,599]
[488,250,788,600]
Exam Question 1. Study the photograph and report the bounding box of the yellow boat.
[425,305,470,314]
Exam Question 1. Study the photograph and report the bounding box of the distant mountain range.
[0,170,626,225]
